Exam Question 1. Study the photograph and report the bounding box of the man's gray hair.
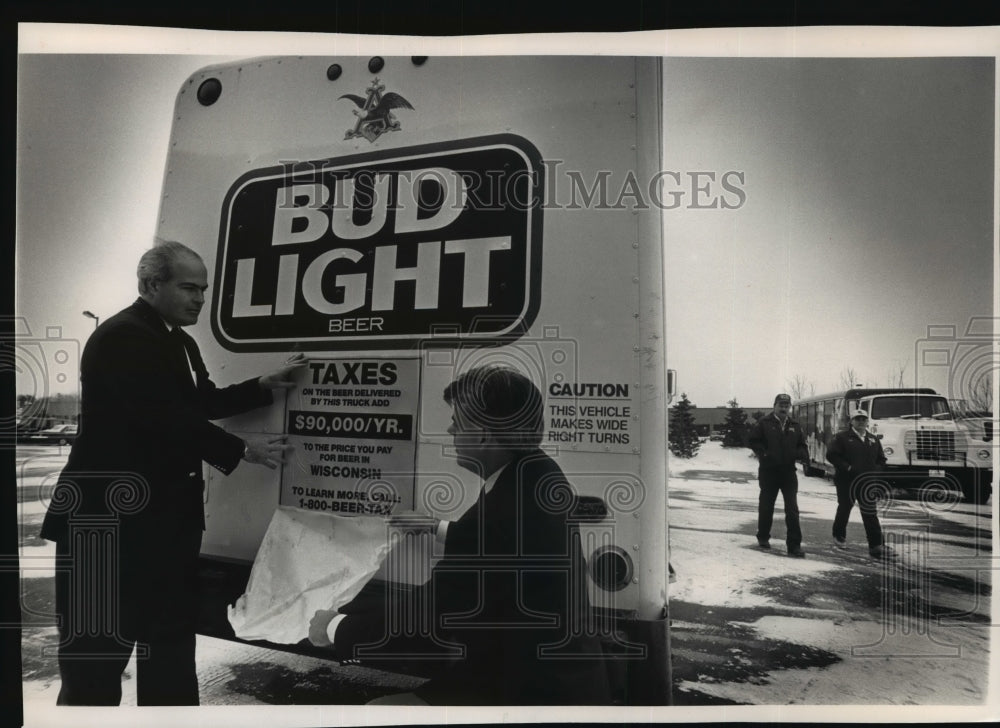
[443,364,544,450]
[137,240,202,295]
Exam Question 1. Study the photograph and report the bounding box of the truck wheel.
[919,480,961,507]
[960,473,991,505]
[801,462,822,477]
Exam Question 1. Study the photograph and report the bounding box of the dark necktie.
[170,328,194,383]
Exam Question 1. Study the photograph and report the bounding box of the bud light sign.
[211,135,543,351]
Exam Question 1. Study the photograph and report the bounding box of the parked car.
[30,423,78,445]
[709,432,725,441]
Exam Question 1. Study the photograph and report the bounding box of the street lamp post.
[82,310,99,328]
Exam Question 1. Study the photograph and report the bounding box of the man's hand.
[308,608,339,648]
[389,509,440,533]
[259,353,308,390]
[243,436,293,469]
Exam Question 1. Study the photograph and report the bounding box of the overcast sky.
[16,52,236,400]
[15,28,997,411]
[664,57,995,407]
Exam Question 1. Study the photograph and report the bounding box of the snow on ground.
[718,613,989,704]
[668,441,995,708]
[17,443,997,710]
[668,442,849,609]
[18,463,59,578]
[19,543,55,579]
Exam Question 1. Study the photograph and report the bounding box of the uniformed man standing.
[826,410,893,558]
[747,393,809,557]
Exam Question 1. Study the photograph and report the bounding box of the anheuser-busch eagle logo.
[339,78,414,143]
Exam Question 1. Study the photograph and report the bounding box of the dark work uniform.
[747,413,809,551]
[40,298,272,706]
[826,428,888,549]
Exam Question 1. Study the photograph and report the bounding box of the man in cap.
[826,409,893,558]
[748,393,810,557]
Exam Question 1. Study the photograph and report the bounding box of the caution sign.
[546,381,636,454]
[211,135,543,351]
[280,357,420,515]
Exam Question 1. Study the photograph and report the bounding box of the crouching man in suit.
[309,365,612,705]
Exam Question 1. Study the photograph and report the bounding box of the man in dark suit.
[308,365,611,705]
[40,240,304,706]
[748,393,810,557]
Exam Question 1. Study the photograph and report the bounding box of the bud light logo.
[212,135,543,351]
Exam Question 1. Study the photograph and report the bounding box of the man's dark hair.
[443,364,544,450]
[137,239,202,295]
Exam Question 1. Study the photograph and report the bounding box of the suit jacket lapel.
[128,299,192,386]
[173,328,203,389]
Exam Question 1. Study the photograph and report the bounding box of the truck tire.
[801,461,823,477]
[960,472,992,505]
[917,480,961,507]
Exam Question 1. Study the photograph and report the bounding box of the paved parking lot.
[16,442,996,716]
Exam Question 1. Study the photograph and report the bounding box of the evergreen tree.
[668,393,700,458]
[721,398,749,448]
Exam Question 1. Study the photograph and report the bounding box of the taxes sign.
[211,135,543,351]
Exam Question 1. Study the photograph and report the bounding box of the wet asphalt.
[16,443,994,707]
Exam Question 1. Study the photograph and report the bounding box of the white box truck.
[794,387,993,503]
[158,54,672,703]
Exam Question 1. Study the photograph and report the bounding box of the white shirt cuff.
[326,613,348,643]
[435,519,449,544]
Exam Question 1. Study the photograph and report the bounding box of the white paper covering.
[227,506,390,644]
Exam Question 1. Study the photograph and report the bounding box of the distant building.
[686,406,770,438]
[16,394,79,436]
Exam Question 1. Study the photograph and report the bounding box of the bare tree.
[885,359,909,388]
[967,371,993,412]
[786,374,815,400]
[839,366,860,391]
